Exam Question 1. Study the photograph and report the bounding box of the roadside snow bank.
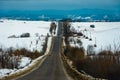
[18,57,31,68]
[0,69,16,77]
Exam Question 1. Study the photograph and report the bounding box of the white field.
[70,22,120,54]
[0,19,53,52]
[0,19,54,78]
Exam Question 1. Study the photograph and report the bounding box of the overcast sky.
[0,0,120,10]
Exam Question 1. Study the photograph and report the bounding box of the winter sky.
[0,0,120,10]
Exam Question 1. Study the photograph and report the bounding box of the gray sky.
[0,0,120,10]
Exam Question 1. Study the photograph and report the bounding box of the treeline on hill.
[0,36,48,69]
[62,20,120,80]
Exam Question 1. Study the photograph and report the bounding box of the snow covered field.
[0,19,52,51]
[0,19,53,78]
[70,22,120,54]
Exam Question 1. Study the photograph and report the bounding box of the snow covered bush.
[18,57,31,69]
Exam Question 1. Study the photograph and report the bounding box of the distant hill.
[0,9,120,21]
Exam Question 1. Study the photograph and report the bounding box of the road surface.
[17,22,68,80]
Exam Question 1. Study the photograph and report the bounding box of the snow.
[18,57,31,68]
[44,37,52,55]
[0,36,46,52]
[0,19,53,79]
[0,20,51,36]
[70,22,120,54]
[68,37,81,48]
[0,69,16,77]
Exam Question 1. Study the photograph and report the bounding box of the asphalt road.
[17,22,68,80]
